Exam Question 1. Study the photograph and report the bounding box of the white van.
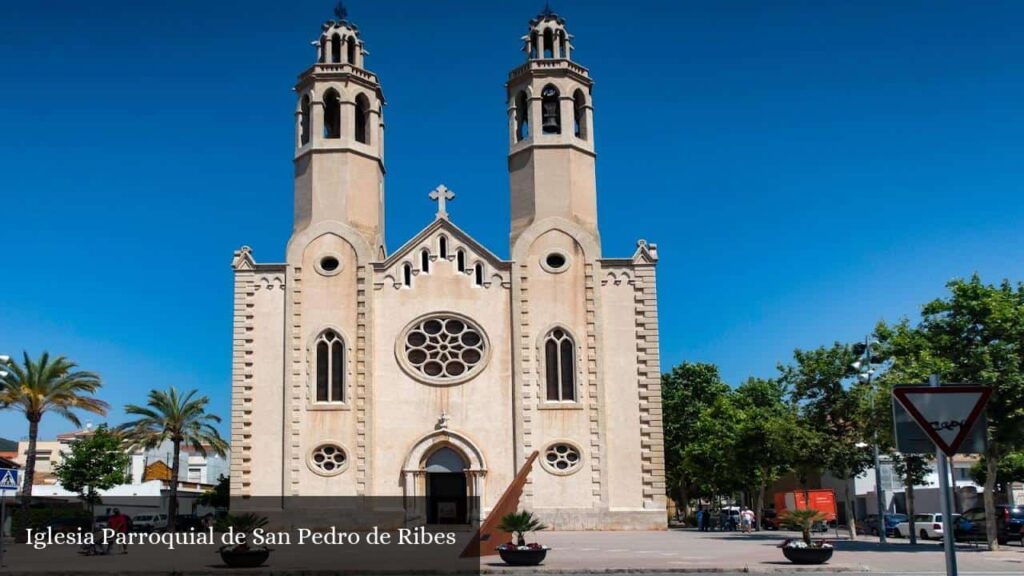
[131,513,168,532]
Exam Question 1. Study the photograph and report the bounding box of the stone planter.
[219,546,271,568]
[782,545,833,565]
[497,546,549,566]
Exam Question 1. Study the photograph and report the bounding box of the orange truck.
[769,489,838,528]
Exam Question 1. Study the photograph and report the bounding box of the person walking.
[106,508,131,554]
[740,507,755,534]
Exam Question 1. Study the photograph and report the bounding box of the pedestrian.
[106,508,131,554]
[696,508,704,531]
[740,507,755,533]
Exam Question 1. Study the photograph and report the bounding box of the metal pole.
[1,491,6,568]
[868,338,887,543]
[931,374,957,576]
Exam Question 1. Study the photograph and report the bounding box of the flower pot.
[782,546,833,565]
[219,547,271,568]
[497,546,549,566]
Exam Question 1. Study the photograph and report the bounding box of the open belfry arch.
[231,3,666,529]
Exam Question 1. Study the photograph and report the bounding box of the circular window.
[540,251,570,273]
[308,443,348,476]
[542,442,583,475]
[397,313,489,385]
[315,253,343,276]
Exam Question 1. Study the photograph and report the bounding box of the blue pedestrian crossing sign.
[0,468,18,492]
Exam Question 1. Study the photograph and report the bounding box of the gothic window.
[558,30,567,59]
[398,314,489,385]
[438,236,448,259]
[543,28,554,58]
[456,250,466,273]
[473,263,483,286]
[354,93,370,144]
[330,33,342,63]
[299,94,311,145]
[573,89,587,139]
[420,249,430,273]
[347,37,357,64]
[403,263,412,287]
[315,330,345,403]
[544,328,576,402]
[529,31,539,59]
[515,91,530,142]
[541,85,561,134]
[323,89,341,139]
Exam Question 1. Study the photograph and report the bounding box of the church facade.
[230,7,666,530]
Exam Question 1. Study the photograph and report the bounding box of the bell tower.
[507,6,597,248]
[292,2,385,253]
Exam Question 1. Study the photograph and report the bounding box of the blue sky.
[1,0,1022,440]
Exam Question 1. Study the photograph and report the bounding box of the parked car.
[952,505,1023,546]
[132,513,168,532]
[45,517,89,533]
[894,513,959,540]
[862,513,907,537]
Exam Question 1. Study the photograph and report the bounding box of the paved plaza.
[2,528,1023,574]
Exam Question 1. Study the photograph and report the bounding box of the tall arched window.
[319,35,327,63]
[543,28,554,58]
[347,38,357,64]
[541,85,561,134]
[558,30,567,59]
[515,91,530,142]
[315,330,345,403]
[474,263,483,286]
[323,89,341,139]
[456,250,466,273]
[402,263,412,287]
[438,236,448,259]
[573,89,587,139]
[299,94,311,145]
[544,328,576,402]
[529,31,539,59]
[331,33,342,63]
[354,94,370,144]
[420,249,430,273]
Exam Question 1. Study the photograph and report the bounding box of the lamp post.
[853,337,887,544]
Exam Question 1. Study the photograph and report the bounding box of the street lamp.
[853,337,887,544]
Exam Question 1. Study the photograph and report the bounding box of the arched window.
[315,330,345,403]
[438,236,448,259]
[544,328,576,402]
[558,30,567,59]
[402,263,412,287]
[543,28,554,58]
[319,35,327,63]
[299,94,311,145]
[529,31,539,59]
[347,37,357,64]
[354,94,370,144]
[474,263,483,286]
[515,91,529,142]
[420,249,430,273]
[456,250,466,273]
[541,84,561,134]
[573,89,587,139]
[323,89,341,139]
[330,33,342,63]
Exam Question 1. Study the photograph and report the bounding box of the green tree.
[733,377,803,528]
[881,276,1024,550]
[0,352,108,505]
[970,452,1024,487]
[781,343,874,540]
[662,362,731,518]
[198,474,230,510]
[682,393,742,505]
[118,387,228,532]
[53,425,130,525]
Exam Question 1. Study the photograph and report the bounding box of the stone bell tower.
[292,2,385,253]
[507,6,597,248]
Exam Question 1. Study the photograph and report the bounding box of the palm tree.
[0,352,108,504]
[118,387,227,532]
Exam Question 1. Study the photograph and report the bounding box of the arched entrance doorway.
[425,447,467,524]
[402,429,487,525]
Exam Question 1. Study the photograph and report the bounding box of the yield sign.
[892,386,992,457]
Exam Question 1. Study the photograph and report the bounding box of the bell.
[542,103,561,134]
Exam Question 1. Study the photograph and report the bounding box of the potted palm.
[218,513,272,568]
[496,510,549,566]
[778,508,834,564]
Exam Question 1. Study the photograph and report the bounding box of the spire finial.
[542,2,554,16]
[334,1,348,21]
[429,185,455,219]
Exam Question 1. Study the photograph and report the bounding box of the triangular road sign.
[0,469,17,489]
[892,386,992,457]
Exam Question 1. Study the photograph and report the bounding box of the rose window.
[543,442,582,475]
[398,314,488,385]
[309,444,347,476]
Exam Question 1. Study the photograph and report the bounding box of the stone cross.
[429,185,455,219]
